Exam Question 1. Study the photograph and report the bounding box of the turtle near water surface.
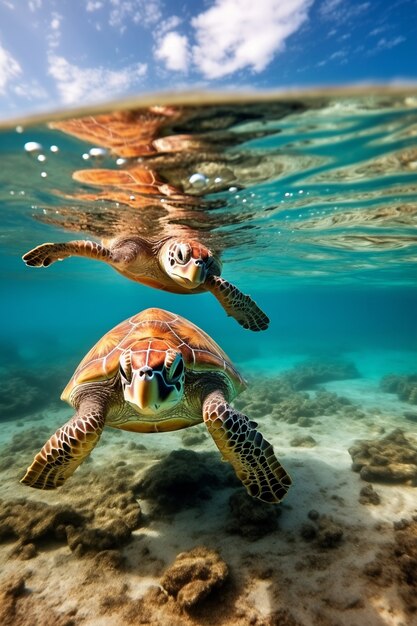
[21,308,291,503]
[23,235,269,331]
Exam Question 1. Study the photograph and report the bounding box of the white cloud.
[369,26,387,37]
[155,0,312,79]
[28,0,42,11]
[157,15,182,37]
[329,49,347,60]
[320,0,370,21]
[48,12,62,49]
[108,0,161,31]
[0,42,22,93]
[51,15,60,30]
[319,0,342,17]
[48,55,147,105]
[12,79,48,100]
[377,36,406,50]
[86,1,104,11]
[155,32,190,72]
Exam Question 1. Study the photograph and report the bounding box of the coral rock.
[349,429,417,485]
[290,435,317,447]
[300,512,344,548]
[359,484,381,505]
[227,490,280,540]
[161,546,228,610]
[380,374,417,404]
[281,359,360,391]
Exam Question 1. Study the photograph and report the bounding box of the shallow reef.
[349,428,417,485]
[235,381,359,427]
[363,516,417,613]
[0,471,142,559]
[380,373,417,404]
[233,358,363,427]
[0,364,68,421]
[1,360,417,625]
[279,359,360,391]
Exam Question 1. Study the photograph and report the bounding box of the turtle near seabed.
[21,308,291,503]
[22,236,269,332]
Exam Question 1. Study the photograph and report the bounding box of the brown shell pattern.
[50,107,186,158]
[61,308,246,402]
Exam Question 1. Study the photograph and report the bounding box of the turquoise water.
[1,92,416,384]
[1,91,417,624]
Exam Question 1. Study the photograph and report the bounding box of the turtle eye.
[175,244,191,265]
[168,354,184,380]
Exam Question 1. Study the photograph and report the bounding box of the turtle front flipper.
[203,390,291,503]
[205,275,269,331]
[22,240,113,268]
[20,406,105,490]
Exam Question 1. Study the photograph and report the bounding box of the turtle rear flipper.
[203,390,291,503]
[20,408,105,490]
[22,240,114,267]
[205,275,269,332]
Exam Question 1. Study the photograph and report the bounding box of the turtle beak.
[124,367,162,414]
[174,258,207,288]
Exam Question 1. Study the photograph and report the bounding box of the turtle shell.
[61,308,246,403]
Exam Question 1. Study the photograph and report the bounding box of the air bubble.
[40,171,47,178]
[24,141,43,154]
[228,186,238,192]
[129,195,135,201]
[214,176,222,184]
[189,172,208,188]
[50,145,59,153]
[82,153,89,160]
[16,125,24,133]
[116,158,127,166]
[37,154,46,163]
[89,147,107,158]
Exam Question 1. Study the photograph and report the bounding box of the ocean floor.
[0,351,416,626]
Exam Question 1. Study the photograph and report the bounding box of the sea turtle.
[23,236,269,331]
[21,308,291,503]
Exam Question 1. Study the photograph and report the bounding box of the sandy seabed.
[0,350,416,626]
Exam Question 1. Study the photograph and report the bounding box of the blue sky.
[0,0,416,118]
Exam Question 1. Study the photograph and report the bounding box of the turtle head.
[119,341,185,416]
[162,240,214,290]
